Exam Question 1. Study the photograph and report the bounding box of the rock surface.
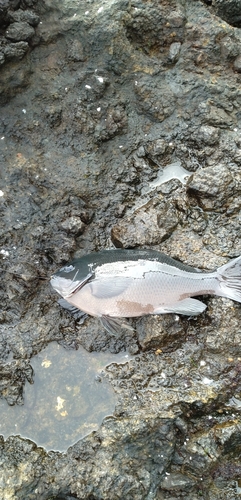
[1,0,241,499]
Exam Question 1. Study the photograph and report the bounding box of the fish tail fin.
[216,256,241,303]
[100,315,134,336]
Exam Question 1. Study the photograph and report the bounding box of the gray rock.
[5,21,35,41]
[60,216,86,235]
[3,41,29,60]
[187,164,235,210]
[0,52,5,65]
[45,104,62,127]
[233,54,241,72]
[197,125,220,146]
[206,105,234,128]
[8,9,40,27]
[111,198,179,248]
[67,39,85,62]
[169,41,181,62]
[160,472,196,491]
[212,0,241,27]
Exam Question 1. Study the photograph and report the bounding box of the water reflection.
[0,342,131,451]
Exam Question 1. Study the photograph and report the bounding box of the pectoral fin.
[100,315,134,336]
[154,298,207,316]
[90,277,131,299]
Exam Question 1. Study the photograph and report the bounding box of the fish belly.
[67,271,218,318]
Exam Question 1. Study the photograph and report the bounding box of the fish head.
[50,263,93,298]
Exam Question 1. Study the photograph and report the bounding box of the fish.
[50,249,241,334]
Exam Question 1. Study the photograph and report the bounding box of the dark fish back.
[53,249,202,283]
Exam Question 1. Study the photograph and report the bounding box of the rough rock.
[3,41,29,61]
[111,198,179,248]
[0,0,10,28]
[5,21,35,41]
[212,0,241,27]
[1,0,241,498]
[187,164,235,210]
[8,9,40,26]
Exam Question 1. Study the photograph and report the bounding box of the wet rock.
[205,105,234,129]
[5,21,35,42]
[10,0,21,7]
[220,35,241,61]
[0,0,10,28]
[233,54,241,72]
[45,104,62,127]
[159,472,196,491]
[168,41,182,63]
[136,314,185,351]
[0,359,33,405]
[3,41,29,60]
[0,52,5,65]
[134,76,176,122]
[145,139,172,160]
[94,104,127,142]
[125,0,185,53]
[187,164,235,210]
[111,198,179,248]
[196,125,220,146]
[60,216,86,236]
[67,39,85,62]
[20,0,38,7]
[212,0,241,27]
[8,8,40,26]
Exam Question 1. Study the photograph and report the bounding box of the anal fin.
[58,298,88,323]
[154,298,207,316]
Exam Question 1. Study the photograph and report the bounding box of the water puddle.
[148,161,191,190]
[0,342,131,452]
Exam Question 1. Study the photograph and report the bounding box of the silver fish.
[50,249,241,334]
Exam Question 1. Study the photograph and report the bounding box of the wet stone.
[206,105,234,128]
[187,164,235,210]
[60,216,86,235]
[168,41,181,62]
[160,472,196,491]
[0,1,10,28]
[8,9,40,27]
[136,314,185,351]
[111,198,179,248]
[3,41,29,61]
[196,125,220,146]
[233,54,241,72]
[212,0,241,27]
[45,104,62,127]
[67,39,85,62]
[5,21,35,42]
[134,76,176,122]
[0,52,5,65]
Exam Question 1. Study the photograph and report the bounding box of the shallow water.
[0,342,131,452]
[148,161,191,189]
